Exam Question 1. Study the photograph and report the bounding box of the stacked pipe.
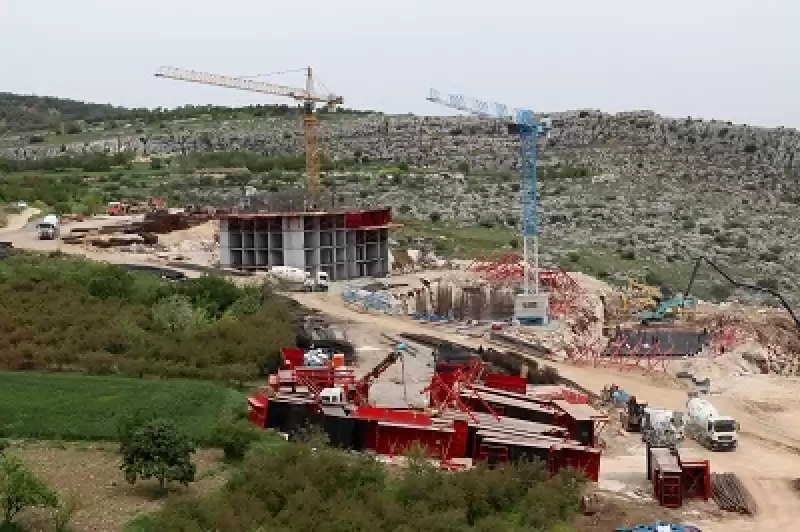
[711,472,757,515]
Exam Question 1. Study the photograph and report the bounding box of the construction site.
[2,66,798,532]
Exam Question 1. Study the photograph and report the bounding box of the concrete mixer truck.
[642,407,685,447]
[685,397,738,451]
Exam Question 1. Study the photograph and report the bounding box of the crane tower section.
[426,89,552,325]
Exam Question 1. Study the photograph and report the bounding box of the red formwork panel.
[344,208,392,229]
[374,423,456,461]
[678,455,711,500]
[484,373,528,395]
[655,473,683,508]
[353,406,434,426]
[554,447,601,482]
[281,347,305,369]
[247,391,268,428]
[560,388,590,404]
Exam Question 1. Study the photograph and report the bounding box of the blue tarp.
[611,390,630,404]
[616,522,702,532]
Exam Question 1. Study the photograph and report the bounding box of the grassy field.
[0,372,244,443]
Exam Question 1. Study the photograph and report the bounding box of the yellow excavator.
[621,279,662,313]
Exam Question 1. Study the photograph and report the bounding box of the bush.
[209,417,265,460]
[151,441,585,531]
[0,254,296,380]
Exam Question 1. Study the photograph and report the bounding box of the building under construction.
[219,207,394,280]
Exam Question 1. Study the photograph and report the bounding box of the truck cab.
[36,215,60,240]
[706,417,738,451]
[303,271,329,292]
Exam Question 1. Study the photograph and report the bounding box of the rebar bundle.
[711,472,758,515]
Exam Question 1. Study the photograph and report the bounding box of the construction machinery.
[685,396,738,451]
[620,395,648,432]
[637,294,698,325]
[622,278,662,312]
[426,89,552,324]
[266,266,329,292]
[684,256,800,329]
[601,383,629,406]
[641,407,685,448]
[155,66,343,209]
[350,349,403,405]
[35,214,60,240]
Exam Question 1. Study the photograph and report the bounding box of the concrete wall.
[219,212,390,280]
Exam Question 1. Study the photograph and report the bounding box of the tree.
[0,456,59,526]
[151,294,195,332]
[64,122,82,135]
[120,419,196,491]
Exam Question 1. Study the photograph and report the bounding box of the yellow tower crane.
[154,66,343,208]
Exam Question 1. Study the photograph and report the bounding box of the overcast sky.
[2,0,798,127]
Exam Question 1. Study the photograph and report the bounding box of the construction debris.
[711,472,758,515]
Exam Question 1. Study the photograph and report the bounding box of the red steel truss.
[467,254,592,321]
[423,359,501,423]
[709,324,746,358]
[466,251,527,284]
[560,334,673,373]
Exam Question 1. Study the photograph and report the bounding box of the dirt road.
[0,207,40,234]
[1,214,205,277]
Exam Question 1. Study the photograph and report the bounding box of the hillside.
[1,93,799,307]
[0,92,369,137]
[0,92,128,133]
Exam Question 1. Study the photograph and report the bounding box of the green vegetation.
[174,150,360,174]
[0,173,102,215]
[148,438,585,531]
[120,419,196,491]
[208,416,265,461]
[396,217,518,258]
[396,218,739,302]
[0,372,242,442]
[0,455,59,529]
[0,254,295,380]
[0,152,132,173]
[0,92,370,135]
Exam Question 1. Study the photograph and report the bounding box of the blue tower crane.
[426,89,551,304]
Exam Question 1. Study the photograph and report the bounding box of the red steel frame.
[466,254,588,316]
[562,332,673,374]
[249,350,603,480]
[709,324,745,358]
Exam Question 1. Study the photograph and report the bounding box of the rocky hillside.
[2,97,799,306]
[4,109,800,190]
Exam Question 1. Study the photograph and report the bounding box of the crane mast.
[427,89,552,325]
[155,65,343,208]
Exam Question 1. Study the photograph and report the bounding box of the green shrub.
[0,254,295,380]
[209,417,264,460]
[150,439,586,531]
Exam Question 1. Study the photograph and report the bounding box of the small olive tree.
[0,456,59,526]
[120,419,196,492]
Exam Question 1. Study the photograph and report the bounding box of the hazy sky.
[2,1,799,127]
